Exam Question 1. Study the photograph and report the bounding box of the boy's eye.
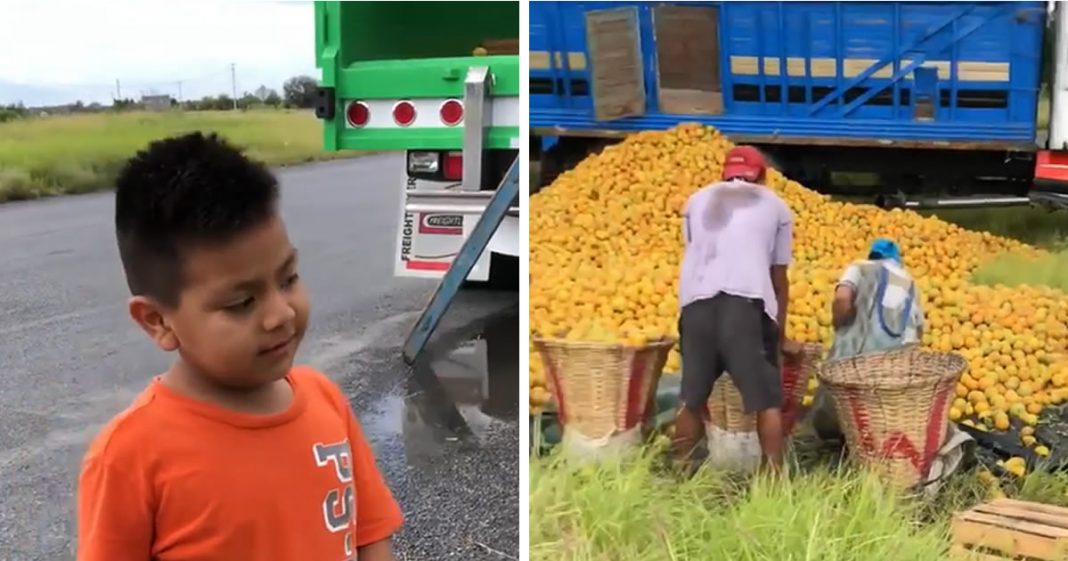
[225,297,255,311]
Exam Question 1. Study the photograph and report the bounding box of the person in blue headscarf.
[812,238,926,440]
[829,237,925,350]
[817,238,972,490]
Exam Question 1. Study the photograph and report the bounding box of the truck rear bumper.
[1031,150,1068,209]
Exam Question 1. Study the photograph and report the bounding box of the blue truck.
[530,1,1068,209]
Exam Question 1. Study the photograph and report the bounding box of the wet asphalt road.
[0,155,519,560]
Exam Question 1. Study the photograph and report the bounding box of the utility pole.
[230,63,237,110]
[115,79,121,100]
[176,81,183,102]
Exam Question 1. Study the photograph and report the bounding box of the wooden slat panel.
[653,5,721,115]
[586,7,645,121]
[653,5,720,91]
[968,503,1068,534]
[659,89,723,115]
[948,543,1012,561]
[986,499,1068,524]
[952,513,1068,560]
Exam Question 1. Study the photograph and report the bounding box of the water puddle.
[362,308,519,468]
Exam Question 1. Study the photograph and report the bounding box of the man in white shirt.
[673,145,799,472]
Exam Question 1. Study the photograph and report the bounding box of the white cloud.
[0,0,318,105]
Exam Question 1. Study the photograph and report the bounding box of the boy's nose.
[262,291,297,331]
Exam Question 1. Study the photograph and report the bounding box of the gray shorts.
[678,293,782,414]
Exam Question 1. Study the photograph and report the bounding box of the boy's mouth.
[259,335,295,356]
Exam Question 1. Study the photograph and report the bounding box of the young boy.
[77,132,403,561]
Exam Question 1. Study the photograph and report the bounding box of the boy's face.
[133,213,310,389]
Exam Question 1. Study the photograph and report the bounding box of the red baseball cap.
[721,145,767,182]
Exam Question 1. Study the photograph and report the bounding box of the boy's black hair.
[114,132,280,307]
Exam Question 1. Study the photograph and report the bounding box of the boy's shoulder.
[289,365,351,417]
[83,382,168,467]
[86,368,349,465]
[290,364,341,395]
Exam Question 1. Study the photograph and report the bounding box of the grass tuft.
[530,445,979,561]
[972,249,1068,292]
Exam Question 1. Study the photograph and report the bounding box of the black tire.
[462,252,518,291]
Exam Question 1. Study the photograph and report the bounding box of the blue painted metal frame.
[529,1,1046,148]
[807,3,975,115]
[401,157,519,364]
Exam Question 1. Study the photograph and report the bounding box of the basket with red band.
[818,346,966,488]
[704,342,824,435]
[533,336,676,458]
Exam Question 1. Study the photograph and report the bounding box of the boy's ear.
[128,296,179,352]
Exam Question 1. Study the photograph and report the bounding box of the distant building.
[141,94,171,111]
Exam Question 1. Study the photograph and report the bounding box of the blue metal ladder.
[401,156,519,364]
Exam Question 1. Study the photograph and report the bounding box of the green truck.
[313,1,519,285]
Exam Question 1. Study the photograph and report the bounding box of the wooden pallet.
[951,499,1068,560]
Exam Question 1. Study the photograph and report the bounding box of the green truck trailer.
[313,1,520,286]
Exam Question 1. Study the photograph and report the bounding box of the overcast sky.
[0,0,318,106]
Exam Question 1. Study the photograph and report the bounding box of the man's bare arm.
[832,284,856,328]
[770,265,789,352]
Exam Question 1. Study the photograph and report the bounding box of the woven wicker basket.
[706,343,823,435]
[532,336,675,446]
[817,346,966,488]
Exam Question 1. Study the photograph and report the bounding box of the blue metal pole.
[402,157,519,364]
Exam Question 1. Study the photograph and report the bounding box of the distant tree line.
[1,75,320,121]
[0,102,28,123]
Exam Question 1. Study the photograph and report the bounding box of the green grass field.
[927,206,1068,249]
[931,205,1068,290]
[0,110,360,202]
[531,443,1068,561]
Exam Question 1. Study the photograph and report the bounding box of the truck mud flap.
[394,171,493,281]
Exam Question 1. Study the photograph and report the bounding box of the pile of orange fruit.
[529,124,1067,458]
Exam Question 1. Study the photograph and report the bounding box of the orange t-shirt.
[77,366,403,561]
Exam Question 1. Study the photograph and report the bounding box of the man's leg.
[719,296,785,471]
[673,299,723,469]
[755,409,785,471]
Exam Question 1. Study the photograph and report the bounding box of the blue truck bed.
[529,1,1046,150]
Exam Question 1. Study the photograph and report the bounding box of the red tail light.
[443,151,463,180]
[1035,150,1068,183]
[346,101,369,127]
[439,99,464,126]
[392,101,416,127]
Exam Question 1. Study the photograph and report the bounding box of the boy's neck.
[162,361,294,416]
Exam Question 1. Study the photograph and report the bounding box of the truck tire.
[464,252,518,291]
